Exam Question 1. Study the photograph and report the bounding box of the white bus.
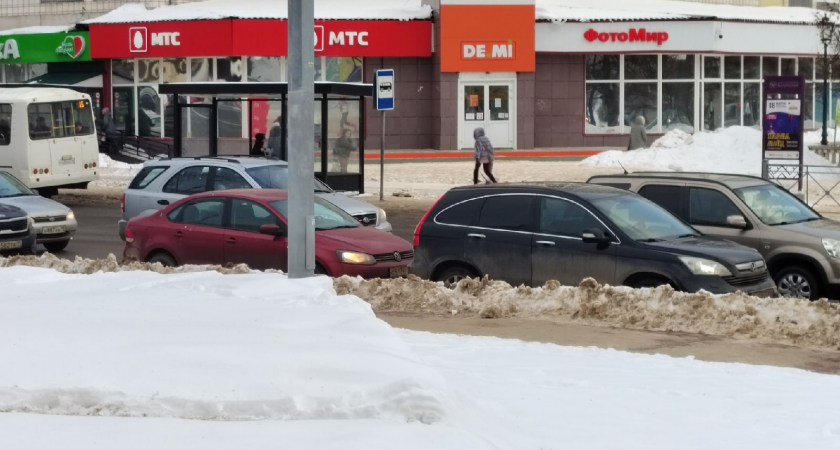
[0,87,99,198]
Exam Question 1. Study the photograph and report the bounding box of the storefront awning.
[24,72,102,88]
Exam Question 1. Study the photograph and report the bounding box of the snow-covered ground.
[1,265,840,449]
[92,153,142,189]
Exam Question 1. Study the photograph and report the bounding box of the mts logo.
[151,32,181,47]
[314,26,369,51]
[129,27,180,52]
[461,42,515,60]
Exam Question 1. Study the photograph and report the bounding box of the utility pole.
[287,0,316,278]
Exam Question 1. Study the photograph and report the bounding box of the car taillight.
[125,225,134,243]
[120,193,125,213]
[413,197,442,247]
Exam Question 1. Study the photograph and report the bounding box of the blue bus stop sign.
[375,69,394,111]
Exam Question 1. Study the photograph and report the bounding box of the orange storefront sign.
[440,4,535,73]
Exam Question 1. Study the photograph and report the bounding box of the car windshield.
[589,193,697,242]
[0,171,34,198]
[270,197,360,231]
[246,165,333,193]
[734,183,820,226]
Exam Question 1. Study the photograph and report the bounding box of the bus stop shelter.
[158,82,372,193]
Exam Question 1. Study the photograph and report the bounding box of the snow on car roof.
[536,0,834,24]
[82,0,433,24]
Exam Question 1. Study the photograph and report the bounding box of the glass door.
[460,83,514,149]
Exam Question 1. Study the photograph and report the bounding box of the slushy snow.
[1,265,840,449]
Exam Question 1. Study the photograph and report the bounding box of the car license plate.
[59,156,75,166]
[41,226,66,234]
[0,240,22,250]
[389,266,408,278]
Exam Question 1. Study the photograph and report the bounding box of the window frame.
[687,186,746,229]
[637,184,686,220]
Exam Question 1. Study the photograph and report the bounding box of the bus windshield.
[28,100,95,140]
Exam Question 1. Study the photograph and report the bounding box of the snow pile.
[579,126,835,175]
[91,154,142,189]
[0,253,257,275]
[336,275,840,351]
[0,266,452,424]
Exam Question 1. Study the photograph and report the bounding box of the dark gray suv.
[589,172,840,300]
[411,183,776,297]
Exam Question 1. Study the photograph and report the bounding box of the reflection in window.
[112,86,134,134]
[5,64,25,83]
[489,85,509,121]
[703,83,722,131]
[586,55,619,80]
[804,83,815,129]
[248,57,282,82]
[781,58,796,76]
[217,99,243,139]
[137,59,160,83]
[724,83,741,127]
[162,58,187,83]
[464,85,484,121]
[724,56,741,79]
[137,86,160,137]
[743,56,761,79]
[703,56,721,78]
[624,83,657,129]
[743,83,761,129]
[662,54,694,80]
[324,57,362,82]
[585,83,619,133]
[329,97,361,174]
[0,104,10,146]
[662,83,694,133]
[191,58,214,82]
[217,57,243,82]
[799,58,814,81]
[763,57,779,77]
[624,55,657,80]
[112,59,135,84]
[29,64,47,79]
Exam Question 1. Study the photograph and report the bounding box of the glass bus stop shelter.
[158,82,372,193]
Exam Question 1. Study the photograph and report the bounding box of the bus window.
[72,100,95,136]
[53,102,74,138]
[0,104,10,146]
[28,103,53,140]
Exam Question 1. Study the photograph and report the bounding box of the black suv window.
[477,195,534,232]
[229,199,279,233]
[689,187,742,227]
[171,199,225,228]
[436,198,481,226]
[163,166,211,195]
[538,197,602,237]
[639,185,682,218]
[213,167,252,191]
[129,166,169,190]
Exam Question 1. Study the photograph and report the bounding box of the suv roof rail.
[587,171,771,189]
[155,156,244,164]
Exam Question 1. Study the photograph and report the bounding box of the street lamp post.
[819,15,835,146]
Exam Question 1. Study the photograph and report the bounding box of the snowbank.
[336,275,840,351]
[91,154,142,189]
[0,252,256,275]
[580,126,836,175]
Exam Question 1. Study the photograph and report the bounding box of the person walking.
[473,127,497,184]
[267,117,282,159]
[100,108,119,153]
[332,128,355,173]
[627,115,647,150]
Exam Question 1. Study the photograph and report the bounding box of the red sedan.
[123,189,413,278]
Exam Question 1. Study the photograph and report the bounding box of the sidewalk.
[362,147,610,162]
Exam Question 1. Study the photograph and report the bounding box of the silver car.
[0,171,77,252]
[118,156,391,240]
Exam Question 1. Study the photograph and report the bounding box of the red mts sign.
[583,28,669,46]
[90,21,234,58]
[232,20,432,57]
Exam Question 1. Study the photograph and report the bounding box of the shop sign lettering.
[583,28,669,46]
[462,42,515,60]
[0,39,20,61]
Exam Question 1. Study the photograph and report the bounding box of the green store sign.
[0,32,91,64]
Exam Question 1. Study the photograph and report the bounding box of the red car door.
[224,198,288,271]
[170,198,227,265]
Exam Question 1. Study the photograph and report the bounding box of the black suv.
[411,183,777,297]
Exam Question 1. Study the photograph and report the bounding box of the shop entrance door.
[458,77,515,150]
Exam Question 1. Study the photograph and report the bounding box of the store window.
[327,95,361,174]
[162,58,188,83]
[4,64,25,83]
[248,57,282,82]
[217,57,244,82]
[138,59,160,84]
[191,58,214,82]
[585,83,620,134]
[112,59,135,84]
[0,104,11,145]
[324,57,363,82]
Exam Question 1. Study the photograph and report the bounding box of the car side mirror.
[726,215,748,229]
[582,228,610,244]
[259,224,285,236]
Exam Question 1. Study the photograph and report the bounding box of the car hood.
[317,226,411,255]
[0,195,69,216]
[644,235,762,265]
[0,203,26,219]
[316,192,377,215]
[776,218,840,240]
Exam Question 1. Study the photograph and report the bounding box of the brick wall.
[517,71,535,149]
[364,57,434,150]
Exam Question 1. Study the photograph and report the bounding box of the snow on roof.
[82,0,433,24]
[0,25,76,36]
[536,0,833,24]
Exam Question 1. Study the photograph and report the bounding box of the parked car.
[118,156,390,240]
[0,203,37,256]
[588,172,840,300]
[0,171,76,252]
[411,183,777,297]
[123,189,412,278]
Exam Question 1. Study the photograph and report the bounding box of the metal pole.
[287,0,315,279]
[379,110,385,201]
[823,41,830,146]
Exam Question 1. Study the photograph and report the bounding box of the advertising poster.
[763,76,805,161]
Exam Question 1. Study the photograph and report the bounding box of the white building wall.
[0,0,204,29]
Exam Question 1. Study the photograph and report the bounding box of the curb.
[363,150,603,160]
